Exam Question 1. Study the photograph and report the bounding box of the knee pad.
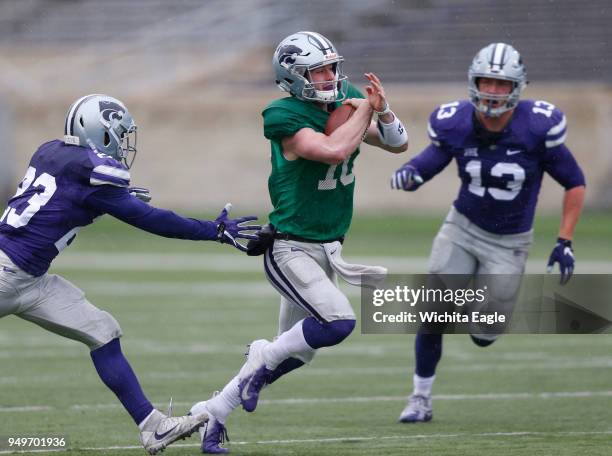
[326,319,356,343]
[303,318,356,349]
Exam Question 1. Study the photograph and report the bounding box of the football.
[324,104,356,135]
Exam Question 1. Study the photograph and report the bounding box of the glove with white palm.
[546,238,575,285]
[390,165,424,191]
[129,187,152,203]
[215,203,261,253]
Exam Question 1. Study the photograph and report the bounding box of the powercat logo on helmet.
[278,45,309,67]
[99,100,125,122]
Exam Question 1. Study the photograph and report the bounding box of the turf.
[1,212,611,455]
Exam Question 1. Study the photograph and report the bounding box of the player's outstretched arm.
[84,187,260,251]
[281,99,373,165]
[362,72,409,153]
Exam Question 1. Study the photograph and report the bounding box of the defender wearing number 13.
[392,43,586,423]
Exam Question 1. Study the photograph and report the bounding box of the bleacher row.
[0,0,609,84]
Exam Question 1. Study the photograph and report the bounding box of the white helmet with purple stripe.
[64,94,137,168]
[468,43,527,117]
[273,31,348,103]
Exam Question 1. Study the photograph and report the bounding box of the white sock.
[413,374,435,397]
[203,376,241,424]
[263,319,312,370]
[138,409,157,430]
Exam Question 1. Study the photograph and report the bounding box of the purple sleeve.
[84,186,219,241]
[408,144,454,181]
[543,144,586,190]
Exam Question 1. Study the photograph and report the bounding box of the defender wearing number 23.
[392,43,586,424]
[0,94,259,455]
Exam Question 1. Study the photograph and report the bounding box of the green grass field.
[1,212,611,456]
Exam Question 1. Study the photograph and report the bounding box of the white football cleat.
[398,394,433,423]
[140,400,208,455]
[237,339,272,412]
[190,399,230,454]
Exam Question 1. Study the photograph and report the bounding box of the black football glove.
[246,224,276,256]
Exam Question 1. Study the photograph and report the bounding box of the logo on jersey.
[99,101,125,122]
[277,45,309,67]
[507,149,522,155]
[464,147,479,157]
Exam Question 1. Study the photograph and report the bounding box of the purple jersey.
[0,140,218,276]
[410,100,585,234]
[0,140,128,275]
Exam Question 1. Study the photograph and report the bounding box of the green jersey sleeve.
[263,98,317,141]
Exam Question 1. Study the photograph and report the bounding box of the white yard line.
[0,406,53,412]
[0,352,612,384]
[3,390,612,413]
[73,280,284,298]
[1,430,611,454]
[53,252,612,274]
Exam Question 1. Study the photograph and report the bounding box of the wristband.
[375,102,392,116]
[377,114,408,147]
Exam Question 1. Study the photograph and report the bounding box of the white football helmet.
[64,94,137,168]
[273,31,348,103]
[468,43,527,117]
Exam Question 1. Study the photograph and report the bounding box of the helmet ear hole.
[103,132,110,147]
[79,116,85,127]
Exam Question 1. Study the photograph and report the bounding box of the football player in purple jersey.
[391,43,585,423]
[0,94,260,454]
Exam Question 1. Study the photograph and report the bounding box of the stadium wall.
[6,83,610,214]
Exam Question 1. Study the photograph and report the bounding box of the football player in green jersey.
[190,31,408,453]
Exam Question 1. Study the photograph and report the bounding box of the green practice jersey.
[262,82,364,240]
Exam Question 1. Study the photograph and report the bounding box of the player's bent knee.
[303,317,356,349]
[87,310,123,350]
[327,318,356,343]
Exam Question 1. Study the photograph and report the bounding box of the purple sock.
[90,338,154,425]
[415,333,443,377]
[267,357,305,385]
[302,317,355,349]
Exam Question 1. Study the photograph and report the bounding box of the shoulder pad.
[86,148,131,188]
[428,100,473,146]
[264,96,303,113]
[262,96,318,140]
[523,99,568,148]
[343,81,364,99]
